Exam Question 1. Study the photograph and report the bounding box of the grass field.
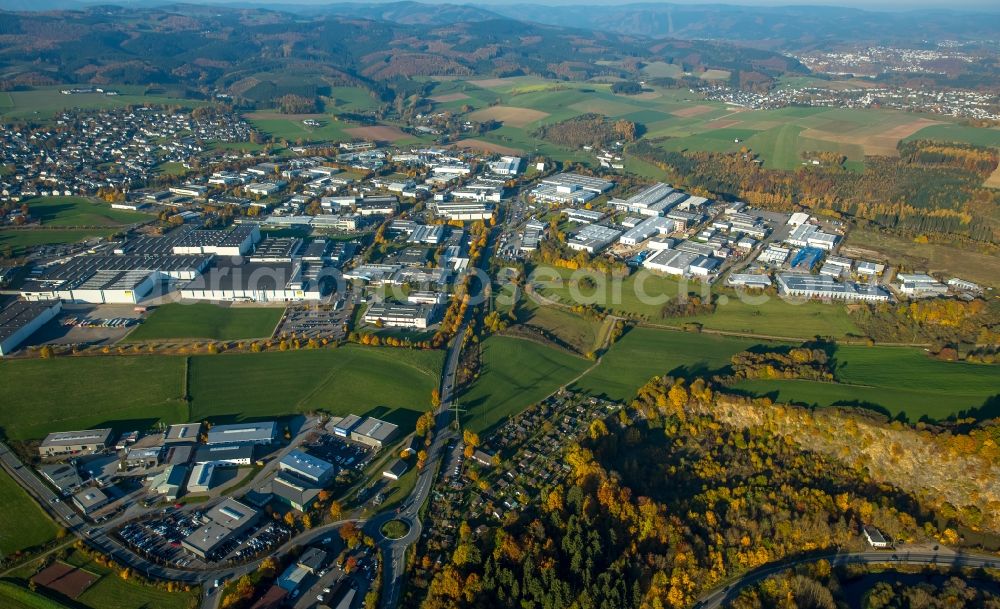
[534,267,859,338]
[428,75,1000,171]
[0,228,118,256]
[24,197,152,227]
[188,346,443,427]
[903,123,1000,148]
[0,86,202,122]
[0,582,69,609]
[0,469,60,556]
[572,328,758,401]
[63,548,197,609]
[126,303,283,341]
[732,344,1000,421]
[0,197,150,255]
[459,337,592,434]
[0,346,442,440]
[681,296,861,339]
[534,267,690,319]
[516,296,602,354]
[0,356,188,441]
[843,227,1000,289]
[247,115,352,143]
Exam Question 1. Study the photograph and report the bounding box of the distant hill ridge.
[0,3,808,104]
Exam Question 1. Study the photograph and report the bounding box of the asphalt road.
[694,549,1000,609]
[372,315,469,609]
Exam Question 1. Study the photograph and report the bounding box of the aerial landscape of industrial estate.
[0,1,999,609]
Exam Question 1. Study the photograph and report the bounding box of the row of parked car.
[61,316,138,328]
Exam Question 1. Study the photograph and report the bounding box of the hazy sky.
[336,0,1000,11]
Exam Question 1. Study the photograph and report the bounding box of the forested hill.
[0,4,807,101]
[489,3,1000,50]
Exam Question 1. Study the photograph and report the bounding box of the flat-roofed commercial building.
[777,273,891,302]
[150,464,189,500]
[896,273,948,298]
[567,224,622,254]
[187,462,218,493]
[609,182,681,216]
[351,417,399,451]
[182,498,259,559]
[332,414,362,437]
[194,444,255,466]
[123,447,162,470]
[619,216,674,246]
[72,486,110,515]
[206,421,277,446]
[165,422,203,444]
[488,156,522,176]
[180,260,321,302]
[563,208,606,224]
[0,298,62,357]
[39,429,113,458]
[407,224,446,245]
[727,273,772,290]
[643,249,699,277]
[270,471,321,512]
[172,224,260,256]
[39,463,83,495]
[433,200,493,221]
[363,301,436,329]
[278,450,334,485]
[532,173,614,205]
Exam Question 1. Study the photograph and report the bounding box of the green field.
[681,295,861,339]
[732,345,1000,421]
[65,549,197,609]
[188,346,443,427]
[0,346,443,440]
[0,197,151,255]
[0,228,118,256]
[534,267,690,319]
[425,76,1000,170]
[126,303,283,341]
[572,328,758,401]
[24,197,152,227]
[534,267,859,338]
[327,86,382,112]
[0,581,69,609]
[248,116,353,144]
[459,336,592,434]
[904,124,1000,148]
[0,469,60,556]
[515,295,602,354]
[0,86,202,122]
[0,357,188,441]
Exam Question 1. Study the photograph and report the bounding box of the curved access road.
[372,316,469,608]
[694,549,1000,609]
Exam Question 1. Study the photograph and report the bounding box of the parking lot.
[117,508,199,568]
[275,301,352,340]
[292,545,377,609]
[115,507,292,568]
[25,303,144,347]
[304,434,374,473]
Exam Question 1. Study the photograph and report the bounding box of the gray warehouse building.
[206,422,277,446]
[39,429,114,458]
[0,298,62,356]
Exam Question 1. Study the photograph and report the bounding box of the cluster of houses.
[0,107,254,204]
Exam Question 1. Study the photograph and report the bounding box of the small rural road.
[694,549,1000,608]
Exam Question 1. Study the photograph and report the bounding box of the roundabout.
[380,519,410,541]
